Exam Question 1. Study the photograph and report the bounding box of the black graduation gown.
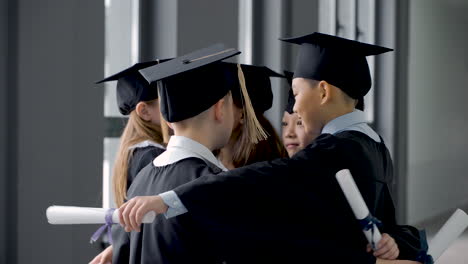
[112,158,225,264]
[105,146,165,250]
[173,131,422,263]
[127,146,165,188]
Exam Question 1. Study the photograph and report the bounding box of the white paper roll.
[336,169,382,249]
[428,208,468,260]
[46,206,156,225]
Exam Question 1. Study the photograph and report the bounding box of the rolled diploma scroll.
[46,206,156,224]
[336,169,382,249]
[428,208,468,260]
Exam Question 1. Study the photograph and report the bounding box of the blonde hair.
[236,64,268,143]
[112,100,163,206]
[229,113,287,168]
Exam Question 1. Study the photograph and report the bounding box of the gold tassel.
[157,82,170,144]
[237,64,268,143]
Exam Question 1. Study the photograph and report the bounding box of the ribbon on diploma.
[90,208,115,244]
[416,229,434,264]
[358,213,383,249]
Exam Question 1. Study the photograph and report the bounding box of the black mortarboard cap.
[138,43,240,123]
[96,59,171,115]
[225,63,284,113]
[139,44,269,143]
[280,32,393,99]
[283,71,295,114]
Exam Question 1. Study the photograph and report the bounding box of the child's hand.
[118,195,168,232]
[368,233,399,260]
[89,245,113,264]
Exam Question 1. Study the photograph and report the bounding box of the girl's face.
[144,100,162,126]
[282,111,320,157]
[134,99,162,126]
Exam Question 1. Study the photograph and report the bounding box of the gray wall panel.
[0,0,8,262]
[5,0,19,261]
[15,0,104,262]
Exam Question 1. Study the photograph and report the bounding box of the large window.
[103,0,140,208]
[319,0,376,123]
[100,1,319,199]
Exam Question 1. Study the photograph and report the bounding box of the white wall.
[407,0,468,224]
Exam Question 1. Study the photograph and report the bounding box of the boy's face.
[282,112,320,157]
[292,78,323,134]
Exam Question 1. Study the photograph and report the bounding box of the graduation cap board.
[96,59,171,115]
[224,63,285,113]
[280,32,393,101]
[139,43,267,143]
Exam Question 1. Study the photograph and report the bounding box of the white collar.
[321,110,381,142]
[322,110,366,135]
[128,140,165,150]
[153,136,228,171]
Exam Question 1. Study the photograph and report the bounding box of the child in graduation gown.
[119,33,424,264]
[91,63,287,263]
[89,60,168,264]
[282,71,321,158]
[111,45,271,264]
[280,71,419,259]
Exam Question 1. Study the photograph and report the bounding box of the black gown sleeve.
[388,224,423,260]
[379,183,422,260]
[111,225,130,264]
[173,135,377,263]
[337,133,423,261]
